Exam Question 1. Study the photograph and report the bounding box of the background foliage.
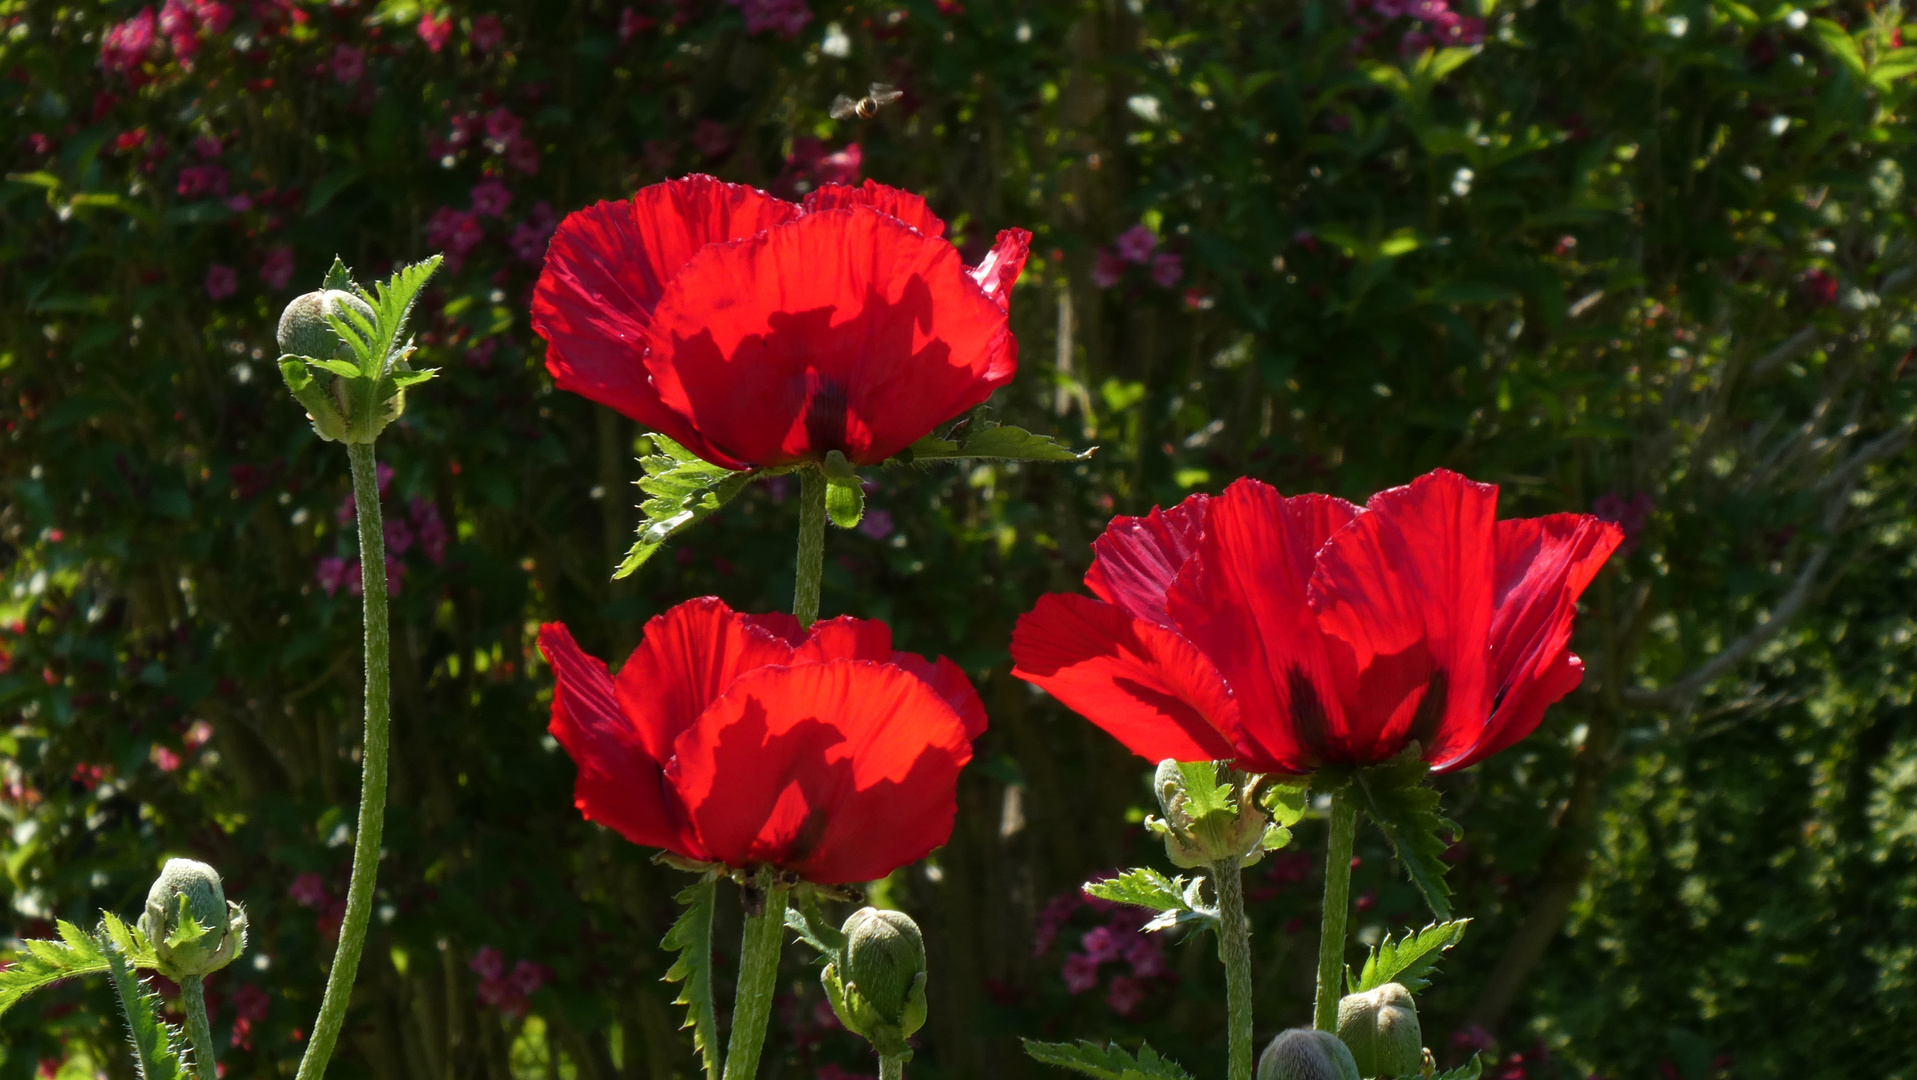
[3,0,1916,1077]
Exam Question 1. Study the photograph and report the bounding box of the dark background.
[3,1,1916,1077]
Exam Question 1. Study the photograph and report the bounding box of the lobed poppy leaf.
[614,433,758,579]
[1022,1038,1195,1080]
[320,255,355,292]
[1345,756,1459,920]
[1345,918,1470,996]
[1421,1053,1484,1080]
[104,938,192,1080]
[1082,868,1219,936]
[783,890,849,962]
[891,423,1094,465]
[0,919,111,1018]
[661,876,723,1080]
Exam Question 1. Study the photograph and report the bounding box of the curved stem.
[180,974,217,1079]
[879,1055,906,1080]
[794,468,826,627]
[1212,858,1253,1080]
[721,881,791,1080]
[296,440,393,1080]
[1313,788,1357,1032]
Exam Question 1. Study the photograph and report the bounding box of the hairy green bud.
[1256,1029,1361,1080]
[277,289,373,362]
[823,907,928,1060]
[139,858,248,979]
[1336,983,1423,1078]
[1147,759,1276,869]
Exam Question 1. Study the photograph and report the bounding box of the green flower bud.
[277,289,374,361]
[1336,983,1423,1078]
[138,858,248,979]
[823,907,928,1060]
[1257,1029,1361,1080]
[1147,759,1275,869]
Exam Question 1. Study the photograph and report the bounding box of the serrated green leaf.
[661,877,722,1080]
[1175,761,1235,819]
[390,368,438,389]
[1022,1039,1194,1080]
[105,940,191,1080]
[305,357,361,378]
[164,894,211,952]
[825,480,864,528]
[1349,919,1470,995]
[1082,868,1218,935]
[1348,757,1458,920]
[0,920,112,1017]
[1261,777,1309,829]
[614,435,756,579]
[783,891,848,961]
[1426,1052,1483,1080]
[320,256,356,292]
[890,423,1093,464]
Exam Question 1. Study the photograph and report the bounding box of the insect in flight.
[830,83,905,121]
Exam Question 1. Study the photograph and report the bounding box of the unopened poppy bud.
[1147,759,1273,869]
[844,907,925,1022]
[1336,983,1422,1078]
[138,858,248,979]
[1256,1028,1361,1080]
[277,289,374,362]
[823,907,928,1060]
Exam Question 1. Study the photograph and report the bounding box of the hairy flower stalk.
[723,877,792,1080]
[1214,856,1254,1080]
[296,440,393,1080]
[181,976,216,1079]
[795,467,827,627]
[1313,789,1357,1032]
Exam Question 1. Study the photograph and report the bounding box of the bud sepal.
[1148,760,1293,870]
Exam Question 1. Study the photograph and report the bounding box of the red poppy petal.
[670,660,973,883]
[1085,494,1210,627]
[803,179,946,238]
[1011,593,1239,762]
[1425,514,1620,769]
[968,228,1031,312]
[1167,478,1357,772]
[537,623,701,856]
[641,207,1016,467]
[1307,469,1499,763]
[790,616,987,738]
[532,177,799,464]
[612,597,797,763]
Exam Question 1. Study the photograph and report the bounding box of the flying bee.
[830,83,904,121]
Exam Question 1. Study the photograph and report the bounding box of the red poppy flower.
[1011,470,1622,773]
[537,597,986,883]
[531,174,1031,471]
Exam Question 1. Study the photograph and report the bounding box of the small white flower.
[1785,8,1808,29]
[1770,115,1792,136]
[1451,167,1475,197]
[821,22,851,58]
[1666,15,1689,36]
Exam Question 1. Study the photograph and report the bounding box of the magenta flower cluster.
[724,0,814,38]
[101,1,235,76]
[1350,0,1487,53]
[1092,223,1184,292]
[470,947,552,1019]
[1033,884,1175,1017]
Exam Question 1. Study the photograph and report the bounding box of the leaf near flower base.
[1022,1039,1195,1080]
[1344,754,1460,920]
[1421,1052,1484,1080]
[1082,868,1219,935]
[614,433,757,579]
[105,939,191,1080]
[0,920,111,1018]
[888,423,1094,465]
[661,876,723,1080]
[1346,919,1470,995]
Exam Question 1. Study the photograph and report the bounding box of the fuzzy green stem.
[295,440,393,1080]
[721,882,791,1080]
[1212,858,1253,1080]
[181,974,217,1079]
[879,1055,906,1080]
[794,468,826,627]
[1313,788,1358,1032]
